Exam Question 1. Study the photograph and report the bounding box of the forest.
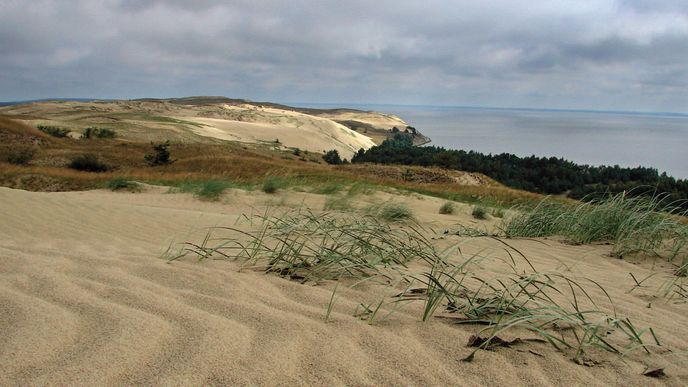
[351,133,688,209]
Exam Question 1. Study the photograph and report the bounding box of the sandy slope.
[184,105,376,158]
[0,100,398,158]
[1,187,686,386]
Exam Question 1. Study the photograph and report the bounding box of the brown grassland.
[0,115,541,206]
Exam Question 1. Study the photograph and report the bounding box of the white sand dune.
[0,100,397,159]
[1,187,686,385]
[184,105,376,159]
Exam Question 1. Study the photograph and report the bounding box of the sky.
[1,0,687,112]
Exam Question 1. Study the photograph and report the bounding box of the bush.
[262,176,282,193]
[144,141,173,166]
[107,177,139,191]
[81,127,116,139]
[472,206,488,220]
[68,154,111,172]
[6,147,36,165]
[439,202,455,215]
[323,149,343,165]
[37,125,70,138]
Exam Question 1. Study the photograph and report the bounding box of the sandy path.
[0,187,686,385]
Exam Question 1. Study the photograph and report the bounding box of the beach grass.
[106,177,141,192]
[503,192,688,267]
[471,205,487,220]
[366,202,414,222]
[439,201,455,215]
[169,209,659,362]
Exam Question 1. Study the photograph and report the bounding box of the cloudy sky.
[1,0,687,112]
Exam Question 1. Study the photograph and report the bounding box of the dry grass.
[0,116,546,206]
[170,210,662,363]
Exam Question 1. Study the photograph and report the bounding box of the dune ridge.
[0,98,412,159]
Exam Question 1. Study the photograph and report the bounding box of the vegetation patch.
[491,208,505,218]
[311,183,343,195]
[368,202,414,222]
[81,127,116,139]
[168,210,661,363]
[472,206,488,220]
[323,195,352,211]
[68,154,112,172]
[144,141,173,166]
[323,149,343,165]
[5,147,36,165]
[439,201,455,215]
[262,176,283,194]
[503,193,688,267]
[37,125,70,138]
[106,177,140,192]
[196,180,233,201]
[352,132,688,212]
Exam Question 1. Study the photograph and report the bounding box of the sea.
[290,103,688,179]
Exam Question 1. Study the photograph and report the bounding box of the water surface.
[291,103,688,179]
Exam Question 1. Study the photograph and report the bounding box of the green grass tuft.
[196,180,232,201]
[106,177,140,192]
[370,203,414,222]
[439,201,455,215]
[472,206,487,220]
[169,209,661,363]
[262,176,283,194]
[503,192,688,264]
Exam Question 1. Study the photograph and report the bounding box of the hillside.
[0,97,424,159]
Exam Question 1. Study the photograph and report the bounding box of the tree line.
[351,133,688,209]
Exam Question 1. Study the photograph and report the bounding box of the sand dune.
[185,104,376,158]
[1,187,686,385]
[0,99,402,158]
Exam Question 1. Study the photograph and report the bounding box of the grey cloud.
[0,0,686,111]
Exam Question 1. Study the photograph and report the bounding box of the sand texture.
[1,187,686,385]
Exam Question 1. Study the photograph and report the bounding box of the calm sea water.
[291,103,688,179]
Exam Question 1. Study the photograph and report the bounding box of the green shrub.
[37,125,70,138]
[472,206,488,220]
[81,127,116,139]
[439,202,455,215]
[262,176,282,194]
[6,147,36,165]
[107,177,139,191]
[144,141,173,166]
[68,154,111,172]
[196,180,231,201]
[323,149,343,165]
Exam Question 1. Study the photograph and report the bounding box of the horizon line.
[1,96,687,118]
